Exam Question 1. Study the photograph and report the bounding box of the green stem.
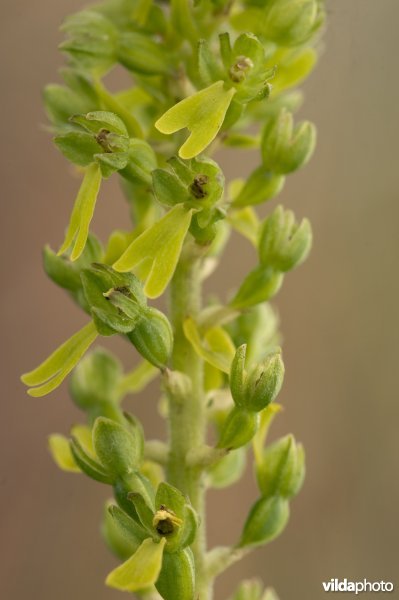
[167,244,211,599]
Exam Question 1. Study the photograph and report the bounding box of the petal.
[21,321,98,397]
[106,537,166,592]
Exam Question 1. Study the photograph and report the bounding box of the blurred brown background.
[1,1,398,598]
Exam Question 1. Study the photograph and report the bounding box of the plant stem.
[167,244,211,599]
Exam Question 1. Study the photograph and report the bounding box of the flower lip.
[152,505,183,536]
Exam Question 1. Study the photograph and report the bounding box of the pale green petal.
[106,537,166,592]
[70,424,94,455]
[21,321,98,397]
[116,361,158,398]
[228,207,260,247]
[252,403,282,465]
[113,205,193,298]
[183,318,235,374]
[48,434,80,472]
[58,163,102,261]
[155,81,236,159]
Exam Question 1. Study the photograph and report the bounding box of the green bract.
[22,1,326,598]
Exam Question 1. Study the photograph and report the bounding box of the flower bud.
[245,351,285,412]
[256,435,305,499]
[232,166,285,208]
[116,32,169,75]
[156,548,195,600]
[229,344,247,407]
[69,348,122,410]
[93,417,142,477]
[261,109,316,174]
[127,307,173,369]
[217,407,259,450]
[163,370,192,403]
[59,10,117,74]
[81,263,146,336]
[259,206,312,272]
[43,234,103,310]
[239,496,289,548]
[230,266,284,309]
[263,0,320,47]
[228,303,280,366]
[207,447,246,489]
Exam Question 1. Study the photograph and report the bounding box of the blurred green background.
[1,1,398,598]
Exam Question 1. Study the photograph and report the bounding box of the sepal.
[81,263,146,336]
[102,503,146,559]
[70,435,113,484]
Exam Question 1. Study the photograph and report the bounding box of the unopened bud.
[256,434,305,499]
[261,109,316,174]
[259,205,312,272]
[245,351,285,412]
[70,348,122,409]
[217,407,259,450]
[239,495,289,548]
[127,307,173,369]
[264,0,320,47]
[93,417,142,477]
[156,548,195,600]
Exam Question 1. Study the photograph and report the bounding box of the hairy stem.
[167,244,210,599]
